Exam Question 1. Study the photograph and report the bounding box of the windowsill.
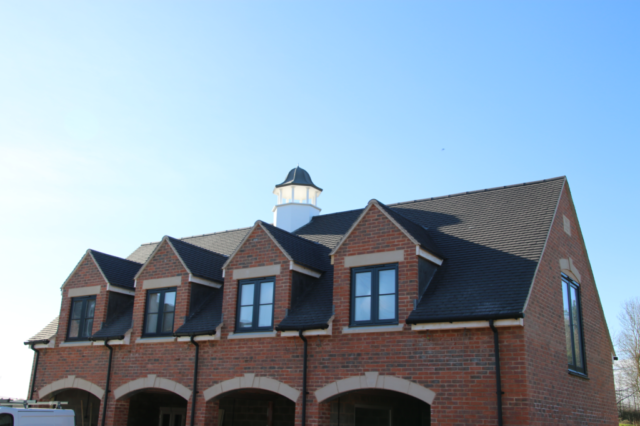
[568,370,589,380]
[227,331,277,340]
[342,324,404,334]
[60,340,93,347]
[135,336,176,344]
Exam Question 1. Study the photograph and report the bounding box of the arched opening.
[324,389,430,426]
[46,389,101,426]
[213,389,295,426]
[125,389,188,426]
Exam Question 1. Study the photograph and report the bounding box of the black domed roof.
[275,166,322,191]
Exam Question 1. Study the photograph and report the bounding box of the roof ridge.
[137,226,253,247]
[166,236,229,259]
[89,249,143,265]
[261,221,325,248]
[388,176,567,207]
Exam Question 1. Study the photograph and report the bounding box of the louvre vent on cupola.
[273,166,322,232]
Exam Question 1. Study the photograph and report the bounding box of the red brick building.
[24,169,617,425]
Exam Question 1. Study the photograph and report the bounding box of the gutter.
[406,312,524,325]
[489,320,504,426]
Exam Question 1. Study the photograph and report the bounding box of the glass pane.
[355,272,371,296]
[239,306,253,328]
[161,414,171,426]
[0,414,14,426]
[82,319,93,337]
[379,270,395,295]
[571,286,583,368]
[378,295,396,320]
[164,291,176,313]
[259,304,273,327]
[355,296,371,321]
[241,284,255,306]
[162,312,174,333]
[86,299,96,319]
[71,300,84,319]
[146,313,158,334]
[148,292,161,314]
[260,282,274,304]
[69,320,80,338]
[563,282,573,365]
[174,414,183,426]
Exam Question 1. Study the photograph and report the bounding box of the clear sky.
[0,1,638,398]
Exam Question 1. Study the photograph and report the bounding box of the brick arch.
[203,373,301,403]
[113,374,192,401]
[314,372,436,405]
[38,375,105,401]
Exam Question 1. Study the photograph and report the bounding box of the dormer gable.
[330,199,443,266]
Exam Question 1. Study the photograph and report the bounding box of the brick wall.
[524,183,618,425]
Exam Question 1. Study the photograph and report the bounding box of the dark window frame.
[142,287,177,337]
[562,274,587,375]
[66,295,97,341]
[235,276,276,333]
[350,263,399,327]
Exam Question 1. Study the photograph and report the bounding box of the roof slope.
[91,300,134,340]
[174,289,224,336]
[276,268,334,331]
[294,209,364,249]
[375,201,442,257]
[90,250,142,289]
[261,222,330,272]
[167,237,227,282]
[128,227,250,264]
[25,317,59,344]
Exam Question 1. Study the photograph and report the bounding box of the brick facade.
[27,181,617,425]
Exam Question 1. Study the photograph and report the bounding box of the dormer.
[273,166,322,232]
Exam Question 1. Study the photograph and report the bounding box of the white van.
[0,407,75,426]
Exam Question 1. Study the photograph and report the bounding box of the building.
[24,168,618,425]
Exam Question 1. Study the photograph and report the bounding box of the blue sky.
[1,1,638,398]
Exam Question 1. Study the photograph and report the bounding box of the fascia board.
[189,274,222,289]
[107,284,136,296]
[289,261,322,279]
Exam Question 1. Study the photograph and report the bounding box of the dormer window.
[236,277,275,332]
[144,288,177,336]
[351,264,398,326]
[67,296,96,341]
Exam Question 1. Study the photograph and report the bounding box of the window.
[236,277,275,332]
[562,274,586,374]
[0,413,14,426]
[67,296,96,340]
[144,288,177,336]
[351,264,398,326]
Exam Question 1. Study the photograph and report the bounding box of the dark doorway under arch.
[52,389,101,426]
[126,389,188,426]
[217,389,295,426]
[328,389,430,426]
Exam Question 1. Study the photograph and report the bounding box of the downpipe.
[298,330,308,426]
[101,340,114,426]
[190,335,200,426]
[489,320,503,426]
[28,345,40,400]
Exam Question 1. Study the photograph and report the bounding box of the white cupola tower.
[273,166,322,232]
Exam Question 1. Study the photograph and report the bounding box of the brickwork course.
[24,174,618,425]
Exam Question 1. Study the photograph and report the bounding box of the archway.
[203,374,300,403]
[315,373,436,426]
[37,377,105,426]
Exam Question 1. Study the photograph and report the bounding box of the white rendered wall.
[273,203,321,233]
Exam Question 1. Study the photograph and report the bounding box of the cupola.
[273,166,322,232]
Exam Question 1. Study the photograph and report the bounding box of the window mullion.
[372,269,379,322]
[253,280,261,329]
[158,291,165,335]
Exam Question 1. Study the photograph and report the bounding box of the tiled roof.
[167,237,227,283]
[294,209,363,250]
[174,289,223,336]
[25,317,59,344]
[90,250,142,289]
[276,268,334,330]
[260,222,330,272]
[91,300,134,340]
[128,227,250,263]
